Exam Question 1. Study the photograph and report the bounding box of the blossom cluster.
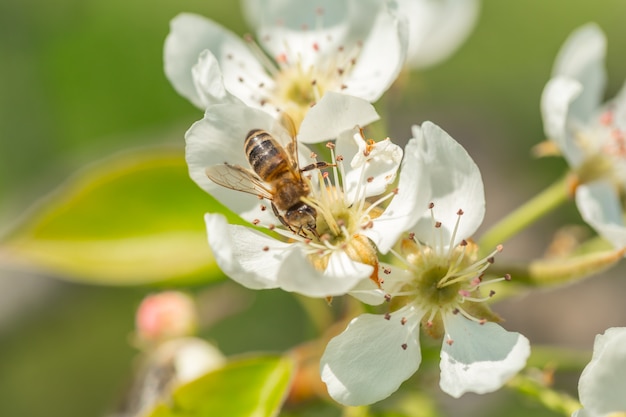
[163,0,625,413]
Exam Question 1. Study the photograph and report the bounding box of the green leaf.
[147,355,294,417]
[0,146,237,286]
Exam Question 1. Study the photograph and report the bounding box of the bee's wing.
[279,112,302,173]
[205,164,274,200]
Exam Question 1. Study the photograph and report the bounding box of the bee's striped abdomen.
[244,129,291,181]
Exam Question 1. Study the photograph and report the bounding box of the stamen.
[243,34,280,76]
[446,208,465,259]
[455,306,486,324]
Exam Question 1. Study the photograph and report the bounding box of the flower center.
[576,108,626,191]
[386,204,510,336]
[240,9,362,127]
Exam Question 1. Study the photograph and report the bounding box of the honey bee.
[206,121,327,236]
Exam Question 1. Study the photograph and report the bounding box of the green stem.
[508,373,581,416]
[479,174,570,252]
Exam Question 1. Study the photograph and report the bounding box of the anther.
[429,202,435,209]
[457,209,464,216]
[460,239,468,246]
[426,321,433,328]
[382,266,391,275]
[504,273,512,281]
[340,84,347,90]
[258,82,264,88]
[252,219,260,225]
[401,343,408,350]
[263,246,270,251]
[459,290,471,298]
[238,76,244,83]
[226,53,233,60]
[312,42,319,52]
[446,339,454,346]
[268,224,276,230]
[384,293,392,302]
[260,205,267,211]
[496,244,503,252]
[400,317,407,325]
[384,313,391,320]
[435,221,442,228]
[310,152,318,158]
[367,176,374,183]
[487,257,495,264]
[337,68,345,75]
[408,232,415,241]
[452,308,460,315]
[326,142,335,149]
[336,155,344,162]
[489,290,496,297]
[479,319,487,325]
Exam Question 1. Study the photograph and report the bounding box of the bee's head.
[286,204,318,237]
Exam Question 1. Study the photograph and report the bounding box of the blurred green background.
[2,0,626,416]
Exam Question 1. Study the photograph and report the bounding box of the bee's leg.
[300,161,335,172]
[272,202,297,234]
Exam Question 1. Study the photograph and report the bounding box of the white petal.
[298,92,379,143]
[164,13,272,110]
[611,81,626,131]
[397,0,479,69]
[191,50,241,106]
[338,131,403,204]
[320,306,423,406]
[242,0,354,32]
[341,2,409,101]
[577,327,626,415]
[347,277,386,306]
[170,338,226,382]
[575,181,626,249]
[244,0,385,71]
[439,314,530,398]
[205,213,290,290]
[553,23,607,122]
[244,0,351,68]
[540,76,585,167]
[410,122,485,249]
[277,250,372,297]
[364,137,431,253]
[185,102,292,221]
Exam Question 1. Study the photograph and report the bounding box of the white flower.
[320,122,530,405]
[165,0,408,126]
[396,0,480,69]
[185,92,411,299]
[573,327,626,417]
[541,24,626,249]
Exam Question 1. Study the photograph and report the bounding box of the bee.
[206,120,327,236]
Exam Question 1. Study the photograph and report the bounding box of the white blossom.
[185,92,411,299]
[320,122,530,405]
[165,0,407,126]
[541,23,626,249]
